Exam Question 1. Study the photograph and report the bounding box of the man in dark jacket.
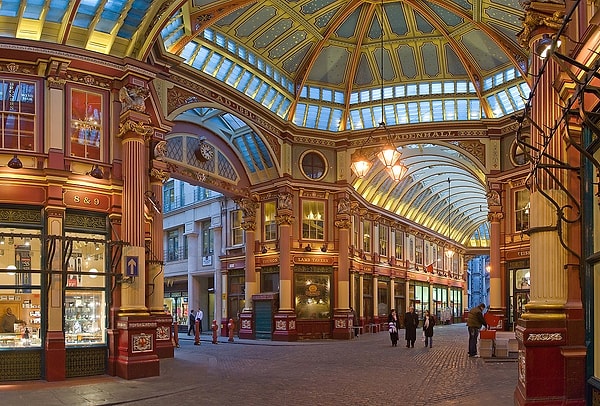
[467,303,488,357]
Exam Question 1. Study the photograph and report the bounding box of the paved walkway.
[0,323,517,405]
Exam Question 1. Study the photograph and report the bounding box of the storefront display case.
[65,292,105,345]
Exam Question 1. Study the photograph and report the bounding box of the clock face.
[195,142,214,162]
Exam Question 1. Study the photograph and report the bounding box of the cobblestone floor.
[0,323,517,406]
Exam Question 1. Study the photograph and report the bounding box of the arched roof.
[0,0,528,247]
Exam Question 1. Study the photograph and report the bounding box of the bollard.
[194,319,200,345]
[228,318,235,342]
[211,320,218,344]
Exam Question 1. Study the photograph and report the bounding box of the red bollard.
[194,319,200,345]
[228,318,235,342]
[211,320,218,344]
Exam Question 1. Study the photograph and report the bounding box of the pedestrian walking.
[404,306,419,348]
[387,309,400,347]
[423,310,435,348]
[350,307,359,338]
[187,309,196,336]
[195,308,204,334]
[467,303,488,357]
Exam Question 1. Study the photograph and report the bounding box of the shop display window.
[294,272,331,319]
[0,231,42,348]
[65,291,105,345]
[64,232,107,346]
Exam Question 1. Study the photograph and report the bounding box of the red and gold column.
[487,208,504,321]
[332,196,353,339]
[515,3,585,404]
[273,191,297,341]
[238,197,258,339]
[114,84,159,380]
[148,158,174,358]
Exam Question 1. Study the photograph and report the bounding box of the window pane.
[294,272,331,319]
[70,88,103,160]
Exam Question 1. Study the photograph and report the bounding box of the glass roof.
[0,0,529,247]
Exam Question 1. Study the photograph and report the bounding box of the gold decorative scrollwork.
[276,214,295,225]
[118,118,154,139]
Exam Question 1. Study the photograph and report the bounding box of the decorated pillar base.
[238,311,254,339]
[115,316,160,380]
[332,311,353,340]
[154,315,175,359]
[514,309,585,405]
[272,312,298,342]
[45,331,66,381]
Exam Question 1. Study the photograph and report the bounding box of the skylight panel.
[317,107,331,130]
[456,100,468,120]
[215,59,234,81]
[432,100,443,121]
[205,54,222,75]
[329,109,343,131]
[396,103,408,124]
[444,100,456,120]
[305,105,319,128]
[0,0,20,17]
[407,102,419,123]
[420,101,432,122]
[226,65,244,86]
[293,104,307,126]
[497,90,514,114]
[23,1,44,19]
[47,1,70,22]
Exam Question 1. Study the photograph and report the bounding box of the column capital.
[276,213,295,226]
[518,1,565,48]
[488,212,504,222]
[118,110,154,140]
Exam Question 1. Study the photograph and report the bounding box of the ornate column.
[332,196,352,339]
[273,191,297,341]
[148,164,173,358]
[237,197,258,339]
[43,72,67,381]
[114,82,159,380]
[515,2,585,404]
[487,204,504,319]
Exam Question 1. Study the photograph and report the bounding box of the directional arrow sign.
[126,256,138,277]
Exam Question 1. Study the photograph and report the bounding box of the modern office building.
[0,1,597,405]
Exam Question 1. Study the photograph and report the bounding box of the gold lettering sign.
[293,256,332,265]
[64,190,109,210]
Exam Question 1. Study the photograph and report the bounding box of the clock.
[195,141,214,162]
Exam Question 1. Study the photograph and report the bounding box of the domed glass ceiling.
[0,0,528,247]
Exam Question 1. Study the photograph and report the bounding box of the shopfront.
[0,207,109,381]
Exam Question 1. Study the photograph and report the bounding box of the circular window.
[300,151,327,180]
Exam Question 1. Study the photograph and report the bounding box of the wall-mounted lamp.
[305,244,312,252]
[537,34,562,59]
[7,155,23,169]
[7,265,16,276]
[0,236,4,245]
[88,165,104,179]
[89,268,98,279]
[24,237,31,246]
[320,244,327,252]
[261,245,268,254]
